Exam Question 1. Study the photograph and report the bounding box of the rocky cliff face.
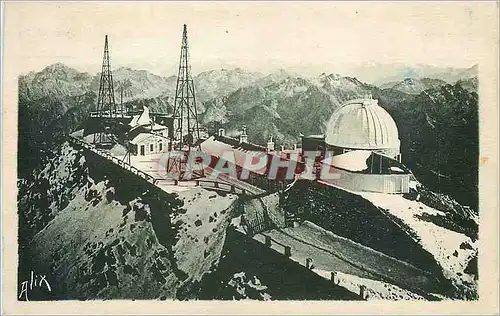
[18,142,238,300]
[19,63,95,101]
[18,142,366,301]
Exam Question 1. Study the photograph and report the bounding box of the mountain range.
[18,63,478,209]
[378,78,447,94]
[202,72,376,144]
[19,63,263,103]
[347,63,478,86]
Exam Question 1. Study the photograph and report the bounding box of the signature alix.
[18,271,52,301]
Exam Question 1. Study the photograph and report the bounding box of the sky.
[5,2,497,77]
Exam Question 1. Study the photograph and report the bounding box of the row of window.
[149,142,163,152]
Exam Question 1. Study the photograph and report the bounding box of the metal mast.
[93,35,117,145]
[96,35,116,116]
[166,24,202,179]
[171,24,201,150]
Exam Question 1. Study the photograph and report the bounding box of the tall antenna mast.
[171,24,201,149]
[167,24,202,178]
[93,35,117,145]
[95,35,116,117]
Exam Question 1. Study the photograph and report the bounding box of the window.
[150,144,154,152]
[159,142,163,151]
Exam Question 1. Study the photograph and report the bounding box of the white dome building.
[325,97,401,160]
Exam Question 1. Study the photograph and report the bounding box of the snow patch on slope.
[314,269,425,301]
[359,193,477,281]
[173,188,238,281]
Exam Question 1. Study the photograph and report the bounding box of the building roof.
[325,98,400,151]
[200,136,268,175]
[128,106,153,128]
[128,115,140,127]
[129,132,165,145]
[214,134,268,152]
[321,150,410,175]
[151,122,167,131]
[303,134,325,140]
[201,135,305,180]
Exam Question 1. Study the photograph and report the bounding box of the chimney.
[218,128,225,137]
[267,136,275,152]
[239,126,248,143]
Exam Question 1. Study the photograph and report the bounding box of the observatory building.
[302,96,410,194]
[325,97,401,161]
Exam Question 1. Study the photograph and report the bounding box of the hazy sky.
[6,2,496,77]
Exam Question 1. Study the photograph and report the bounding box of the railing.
[68,136,158,185]
[259,232,371,299]
[204,167,266,196]
[262,234,292,257]
[195,179,247,195]
[68,136,254,195]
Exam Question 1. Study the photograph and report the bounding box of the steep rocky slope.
[18,142,238,300]
[282,180,478,300]
[18,92,97,176]
[377,83,478,209]
[456,77,478,94]
[360,188,478,300]
[19,63,95,101]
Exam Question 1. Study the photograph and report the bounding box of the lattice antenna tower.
[171,24,201,150]
[166,24,203,178]
[96,35,117,116]
[93,35,117,144]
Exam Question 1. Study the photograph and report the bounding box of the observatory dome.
[325,98,401,158]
